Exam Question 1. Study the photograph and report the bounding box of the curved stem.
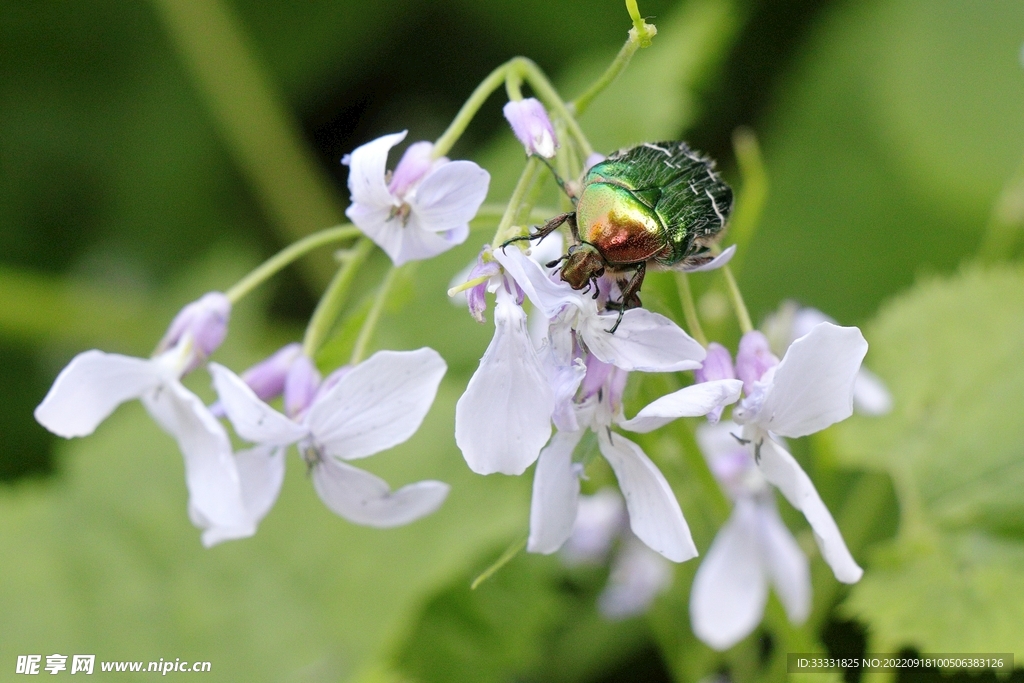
[726,127,768,276]
[433,63,509,159]
[721,264,753,334]
[675,272,708,346]
[492,156,543,247]
[226,224,362,304]
[302,238,374,358]
[350,265,401,365]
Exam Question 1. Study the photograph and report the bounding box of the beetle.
[509,141,732,331]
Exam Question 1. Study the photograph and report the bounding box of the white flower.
[732,322,867,584]
[345,131,490,266]
[209,348,450,530]
[689,421,810,650]
[528,356,742,563]
[762,302,892,415]
[34,292,250,546]
[456,246,710,477]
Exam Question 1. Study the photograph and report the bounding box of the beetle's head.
[559,243,605,290]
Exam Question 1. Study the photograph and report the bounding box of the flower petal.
[756,436,862,583]
[411,160,490,233]
[853,367,893,415]
[456,287,554,475]
[493,246,582,319]
[141,381,249,538]
[598,535,674,619]
[581,308,705,372]
[34,350,161,438]
[347,202,461,266]
[690,498,768,650]
[684,244,736,272]
[620,379,743,434]
[597,430,697,562]
[757,322,868,437]
[757,498,811,624]
[309,348,447,460]
[312,457,449,527]
[346,131,405,208]
[236,444,286,528]
[208,363,308,446]
[527,429,583,554]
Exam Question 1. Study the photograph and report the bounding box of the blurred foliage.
[1,0,1023,680]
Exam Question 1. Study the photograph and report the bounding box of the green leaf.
[832,266,1024,654]
[844,532,1024,653]
[834,266,1024,537]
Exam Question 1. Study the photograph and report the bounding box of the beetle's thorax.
[560,243,605,290]
[576,182,665,265]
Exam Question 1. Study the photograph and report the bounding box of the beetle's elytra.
[509,141,733,332]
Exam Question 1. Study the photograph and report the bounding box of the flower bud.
[694,342,735,423]
[388,141,436,197]
[157,292,231,360]
[240,343,303,402]
[283,355,321,418]
[735,331,779,395]
[465,248,500,323]
[503,98,558,158]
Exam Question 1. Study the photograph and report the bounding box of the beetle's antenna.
[531,154,577,204]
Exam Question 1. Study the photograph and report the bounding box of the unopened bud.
[283,355,321,418]
[157,292,231,360]
[503,98,558,159]
[240,343,303,402]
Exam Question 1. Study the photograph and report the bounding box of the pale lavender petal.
[598,535,674,619]
[684,244,737,272]
[412,160,490,233]
[235,444,286,528]
[546,354,587,433]
[735,331,779,395]
[456,287,554,475]
[562,489,627,565]
[528,429,584,554]
[853,367,893,415]
[755,322,868,437]
[283,354,321,418]
[312,457,449,527]
[756,436,862,583]
[240,343,302,402]
[346,201,459,266]
[346,131,405,208]
[694,343,735,384]
[493,246,582,319]
[597,430,697,562]
[208,363,308,447]
[581,308,705,372]
[690,498,768,650]
[619,379,743,434]
[388,140,435,197]
[141,381,249,539]
[156,292,231,359]
[309,348,447,460]
[757,498,811,624]
[35,350,161,438]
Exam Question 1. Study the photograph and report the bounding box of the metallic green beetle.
[514,141,732,330]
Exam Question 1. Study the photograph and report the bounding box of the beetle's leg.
[591,276,601,300]
[566,213,582,243]
[501,212,573,249]
[604,263,646,333]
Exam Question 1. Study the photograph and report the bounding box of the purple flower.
[503,98,558,158]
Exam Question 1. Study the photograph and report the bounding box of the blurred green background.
[2,0,1023,680]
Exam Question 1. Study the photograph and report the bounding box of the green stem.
[302,238,374,358]
[225,225,361,304]
[471,534,528,590]
[433,63,509,159]
[350,265,401,364]
[675,272,708,346]
[573,39,640,117]
[492,157,543,247]
[722,264,753,334]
